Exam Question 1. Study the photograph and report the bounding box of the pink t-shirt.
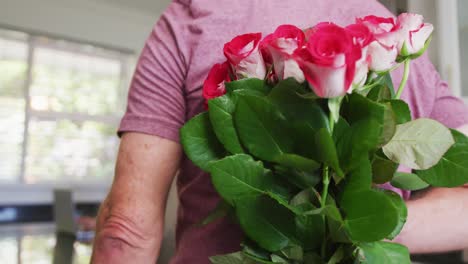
[118,0,468,263]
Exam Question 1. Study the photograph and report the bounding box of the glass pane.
[20,235,55,264]
[459,0,468,97]
[25,119,118,183]
[73,243,92,264]
[0,29,28,181]
[0,237,18,264]
[30,39,123,115]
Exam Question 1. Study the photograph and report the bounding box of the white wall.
[0,0,170,53]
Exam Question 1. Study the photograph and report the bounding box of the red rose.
[260,25,305,83]
[223,33,266,80]
[295,23,361,98]
[202,61,231,103]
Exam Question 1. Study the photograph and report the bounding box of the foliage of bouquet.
[180,13,468,264]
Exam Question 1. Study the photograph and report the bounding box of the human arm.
[91,132,182,263]
[395,124,468,253]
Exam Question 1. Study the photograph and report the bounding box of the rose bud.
[395,13,433,57]
[260,24,305,83]
[294,23,361,98]
[223,33,267,80]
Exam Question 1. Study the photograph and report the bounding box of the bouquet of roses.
[180,13,468,264]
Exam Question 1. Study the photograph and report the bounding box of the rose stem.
[396,59,411,99]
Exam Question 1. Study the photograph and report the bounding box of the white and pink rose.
[223,33,267,80]
[260,25,305,83]
[395,13,433,56]
[346,23,374,87]
[294,23,362,98]
[356,15,399,72]
[203,13,431,99]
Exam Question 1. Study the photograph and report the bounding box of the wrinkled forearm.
[91,133,182,264]
[91,198,164,264]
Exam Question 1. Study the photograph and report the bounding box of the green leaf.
[274,154,320,172]
[379,102,397,146]
[343,158,373,197]
[381,190,407,240]
[327,246,344,264]
[381,72,395,96]
[342,93,389,149]
[209,154,271,205]
[198,200,232,226]
[341,189,399,242]
[342,93,386,127]
[384,99,411,125]
[279,245,303,261]
[235,93,293,162]
[235,196,297,252]
[210,157,298,215]
[268,79,331,160]
[208,95,244,154]
[367,80,393,102]
[332,117,350,142]
[294,202,325,250]
[371,154,398,184]
[242,239,272,261]
[271,255,290,263]
[290,188,320,208]
[268,78,329,131]
[180,112,226,171]
[303,252,323,264]
[336,119,382,172]
[358,242,411,264]
[225,78,268,94]
[312,128,344,178]
[296,91,320,100]
[325,196,349,243]
[301,198,345,246]
[416,129,468,187]
[383,118,455,170]
[210,252,254,264]
[391,172,429,191]
[274,166,320,189]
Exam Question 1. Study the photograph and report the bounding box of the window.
[0,232,92,264]
[0,28,134,184]
[459,0,468,102]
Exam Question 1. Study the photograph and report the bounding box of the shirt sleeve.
[118,3,189,142]
[429,76,468,129]
[393,54,468,129]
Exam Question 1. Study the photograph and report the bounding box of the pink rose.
[346,23,373,87]
[357,15,399,71]
[294,23,361,98]
[223,33,267,80]
[260,25,305,83]
[395,13,433,56]
[202,61,231,104]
